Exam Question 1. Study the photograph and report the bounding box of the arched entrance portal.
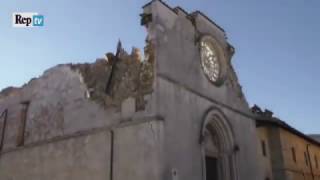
[200,108,238,180]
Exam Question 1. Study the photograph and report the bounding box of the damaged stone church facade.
[2,1,316,180]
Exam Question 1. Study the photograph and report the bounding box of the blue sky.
[0,0,319,133]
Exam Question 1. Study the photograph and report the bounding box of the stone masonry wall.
[0,41,155,152]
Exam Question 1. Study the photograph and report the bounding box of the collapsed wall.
[1,40,155,110]
[0,38,163,180]
[70,41,155,111]
[0,40,155,152]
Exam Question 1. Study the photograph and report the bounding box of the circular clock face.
[200,39,221,83]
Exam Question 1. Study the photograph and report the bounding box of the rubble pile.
[71,41,155,110]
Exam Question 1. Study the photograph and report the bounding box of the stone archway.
[200,108,239,180]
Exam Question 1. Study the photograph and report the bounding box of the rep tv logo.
[12,12,44,27]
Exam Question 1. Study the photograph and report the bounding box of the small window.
[291,147,297,163]
[304,152,309,166]
[315,155,318,169]
[16,101,30,147]
[261,140,267,157]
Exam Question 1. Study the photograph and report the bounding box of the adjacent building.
[254,105,320,180]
